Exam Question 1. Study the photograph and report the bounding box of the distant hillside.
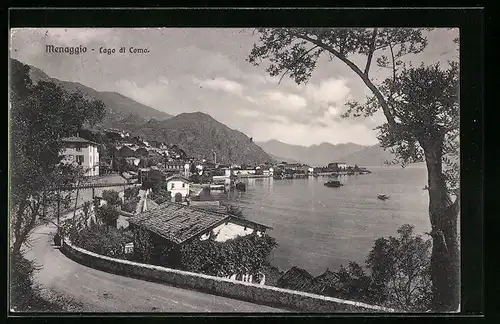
[135,112,272,165]
[15,58,172,127]
[257,139,369,166]
[257,139,395,166]
[341,145,395,166]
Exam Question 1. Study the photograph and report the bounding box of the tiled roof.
[276,266,315,291]
[165,175,190,183]
[128,202,230,245]
[61,136,98,145]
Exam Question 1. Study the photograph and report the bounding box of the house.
[164,160,185,172]
[127,202,272,267]
[60,136,100,176]
[328,162,347,170]
[165,175,190,201]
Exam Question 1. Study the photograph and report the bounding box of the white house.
[60,136,99,176]
[165,175,190,200]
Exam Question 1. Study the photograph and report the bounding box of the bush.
[122,196,140,213]
[96,204,119,229]
[70,224,133,258]
[102,190,121,207]
[124,186,140,200]
[150,187,171,205]
[179,234,278,278]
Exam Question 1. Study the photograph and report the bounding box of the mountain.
[257,139,394,166]
[341,145,395,166]
[135,112,272,165]
[257,139,367,166]
[15,58,172,126]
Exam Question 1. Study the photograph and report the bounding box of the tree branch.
[291,31,398,128]
[278,45,320,85]
[364,28,378,76]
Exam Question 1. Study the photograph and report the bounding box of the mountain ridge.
[257,139,394,166]
[15,58,173,126]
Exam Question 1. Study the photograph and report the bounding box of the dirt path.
[24,224,287,313]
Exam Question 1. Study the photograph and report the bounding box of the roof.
[165,175,190,183]
[128,202,272,245]
[276,266,315,291]
[128,202,230,245]
[61,136,98,145]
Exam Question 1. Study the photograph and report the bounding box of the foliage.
[298,224,432,311]
[96,204,119,231]
[221,202,245,218]
[249,28,459,311]
[132,227,152,263]
[141,169,165,190]
[179,234,278,278]
[102,190,121,207]
[122,196,140,213]
[10,60,105,254]
[149,187,171,205]
[366,224,432,311]
[124,186,140,200]
[69,223,133,258]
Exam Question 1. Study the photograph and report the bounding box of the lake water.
[215,165,431,276]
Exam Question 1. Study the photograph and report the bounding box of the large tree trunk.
[420,133,460,312]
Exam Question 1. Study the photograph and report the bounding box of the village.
[52,128,373,288]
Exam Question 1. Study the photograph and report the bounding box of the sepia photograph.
[9,26,460,314]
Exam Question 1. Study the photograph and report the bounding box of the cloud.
[264,91,308,111]
[113,77,170,110]
[305,78,351,105]
[194,77,245,95]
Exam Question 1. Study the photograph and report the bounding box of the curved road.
[25,224,287,312]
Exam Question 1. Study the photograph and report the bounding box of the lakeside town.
[10,25,462,314]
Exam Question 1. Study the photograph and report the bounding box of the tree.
[102,190,121,207]
[366,224,432,311]
[96,204,119,232]
[248,28,459,311]
[10,60,106,255]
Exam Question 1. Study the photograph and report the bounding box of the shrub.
[96,204,119,230]
[179,233,278,278]
[70,224,133,258]
[122,196,140,213]
[124,186,140,200]
[102,190,121,206]
[150,187,171,205]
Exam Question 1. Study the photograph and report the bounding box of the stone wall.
[61,239,395,313]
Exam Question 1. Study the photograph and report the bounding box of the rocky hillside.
[135,112,272,165]
[14,58,172,127]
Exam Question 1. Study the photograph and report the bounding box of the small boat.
[324,180,343,188]
[377,194,390,200]
[235,182,246,191]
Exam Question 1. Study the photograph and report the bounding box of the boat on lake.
[324,180,343,188]
[377,194,390,200]
[235,182,246,191]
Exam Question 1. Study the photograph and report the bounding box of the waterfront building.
[128,202,272,268]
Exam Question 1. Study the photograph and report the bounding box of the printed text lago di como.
[45,45,150,55]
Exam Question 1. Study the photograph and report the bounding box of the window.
[76,155,84,165]
[171,183,175,189]
[182,183,185,188]
[76,146,82,152]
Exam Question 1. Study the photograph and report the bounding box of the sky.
[10,28,458,146]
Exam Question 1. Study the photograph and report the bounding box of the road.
[24,224,287,313]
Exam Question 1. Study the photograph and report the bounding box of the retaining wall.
[61,239,395,313]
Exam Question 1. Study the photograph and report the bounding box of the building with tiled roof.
[128,202,272,267]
